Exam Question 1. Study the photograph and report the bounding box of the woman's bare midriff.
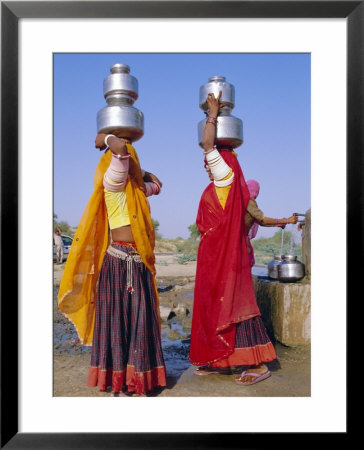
[111,225,135,243]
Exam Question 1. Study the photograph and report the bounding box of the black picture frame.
[1,1,360,448]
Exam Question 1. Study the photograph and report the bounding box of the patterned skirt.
[210,316,277,368]
[87,243,167,394]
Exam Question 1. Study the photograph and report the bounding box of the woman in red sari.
[189,92,277,385]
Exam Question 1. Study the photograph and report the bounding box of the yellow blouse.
[215,169,233,209]
[103,175,130,229]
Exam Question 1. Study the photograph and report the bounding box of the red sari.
[189,150,275,367]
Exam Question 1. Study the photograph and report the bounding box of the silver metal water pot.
[198,114,243,149]
[198,75,243,149]
[199,76,235,112]
[277,255,305,282]
[97,64,144,142]
[268,255,283,280]
[103,63,138,105]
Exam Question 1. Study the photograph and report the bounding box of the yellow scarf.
[58,144,159,346]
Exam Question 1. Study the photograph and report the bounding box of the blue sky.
[54,53,310,239]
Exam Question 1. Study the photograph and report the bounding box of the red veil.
[189,150,261,366]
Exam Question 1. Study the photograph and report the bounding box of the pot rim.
[282,254,297,261]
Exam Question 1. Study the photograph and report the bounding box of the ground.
[53,253,310,397]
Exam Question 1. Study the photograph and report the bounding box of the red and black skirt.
[210,316,277,369]
[87,243,167,394]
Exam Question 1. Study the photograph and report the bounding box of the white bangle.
[214,173,234,187]
[104,134,114,147]
[203,146,216,156]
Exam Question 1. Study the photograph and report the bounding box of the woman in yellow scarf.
[58,132,166,396]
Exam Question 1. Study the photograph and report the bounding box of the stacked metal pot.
[268,254,305,282]
[198,76,243,149]
[96,63,144,142]
[267,213,307,282]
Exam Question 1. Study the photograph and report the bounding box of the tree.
[188,223,200,240]
[152,218,162,240]
[152,218,160,232]
[54,213,74,237]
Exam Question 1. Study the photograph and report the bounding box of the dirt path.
[54,343,310,397]
[53,254,310,397]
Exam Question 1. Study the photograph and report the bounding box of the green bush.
[156,260,168,266]
[175,238,199,255]
[176,253,197,264]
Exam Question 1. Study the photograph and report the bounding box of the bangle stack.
[203,146,216,156]
[204,148,231,181]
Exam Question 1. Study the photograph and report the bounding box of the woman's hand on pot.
[206,91,226,117]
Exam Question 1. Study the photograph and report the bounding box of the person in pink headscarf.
[245,179,298,267]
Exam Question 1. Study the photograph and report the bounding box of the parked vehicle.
[53,234,73,262]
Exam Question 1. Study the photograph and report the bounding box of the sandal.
[234,370,271,386]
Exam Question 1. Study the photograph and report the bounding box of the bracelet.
[202,146,216,155]
[206,116,217,124]
[104,134,115,147]
[112,152,130,160]
[206,119,217,126]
